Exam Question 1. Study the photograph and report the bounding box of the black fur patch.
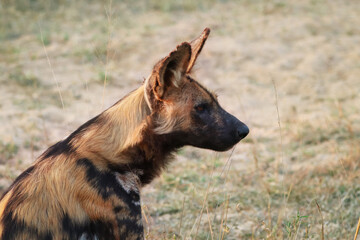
[41,140,74,160]
[108,158,162,186]
[76,159,141,215]
[113,206,123,213]
[61,213,85,239]
[76,158,143,238]
[1,210,52,240]
[117,218,144,239]
[61,213,115,239]
[107,133,184,186]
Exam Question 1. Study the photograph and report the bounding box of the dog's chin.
[212,143,237,152]
[194,140,240,152]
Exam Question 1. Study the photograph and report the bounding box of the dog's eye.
[196,106,204,111]
[194,103,207,113]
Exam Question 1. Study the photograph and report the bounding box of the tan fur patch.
[71,86,151,164]
[0,190,12,236]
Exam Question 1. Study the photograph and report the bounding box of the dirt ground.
[0,0,360,239]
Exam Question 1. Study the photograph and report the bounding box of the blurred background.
[0,0,360,239]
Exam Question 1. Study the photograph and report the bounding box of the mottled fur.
[0,28,248,240]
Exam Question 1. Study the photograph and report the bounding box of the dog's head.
[144,28,249,151]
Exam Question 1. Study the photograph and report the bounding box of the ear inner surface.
[155,42,191,99]
[187,28,211,73]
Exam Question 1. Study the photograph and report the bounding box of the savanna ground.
[1,0,360,239]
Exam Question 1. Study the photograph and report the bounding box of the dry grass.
[1,0,360,239]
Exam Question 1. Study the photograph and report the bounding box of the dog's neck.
[108,109,186,186]
[66,84,182,186]
[109,132,181,186]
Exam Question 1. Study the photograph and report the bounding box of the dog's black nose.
[237,124,249,140]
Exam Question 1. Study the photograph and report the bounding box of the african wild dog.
[0,28,249,239]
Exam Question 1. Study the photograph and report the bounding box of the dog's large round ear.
[147,42,191,100]
[187,28,210,73]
